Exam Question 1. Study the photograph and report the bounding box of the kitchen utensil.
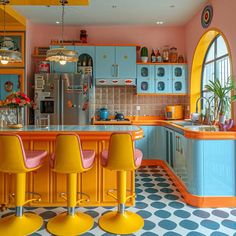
[100,108,109,120]
[114,112,124,120]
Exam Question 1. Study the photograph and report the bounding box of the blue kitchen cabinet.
[173,132,188,185]
[137,64,154,79]
[155,65,171,79]
[0,74,19,100]
[136,78,154,93]
[172,64,187,94]
[155,65,172,94]
[164,128,175,168]
[135,126,162,160]
[137,64,154,94]
[50,45,77,73]
[95,46,136,79]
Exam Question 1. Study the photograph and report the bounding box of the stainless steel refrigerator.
[34,69,94,125]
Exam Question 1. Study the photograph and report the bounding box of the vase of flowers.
[3,92,31,128]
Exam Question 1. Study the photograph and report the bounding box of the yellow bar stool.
[0,134,47,235]
[99,132,144,234]
[47,133,95,236]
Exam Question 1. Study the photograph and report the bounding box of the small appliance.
[165,105,183,120]
[114,112,124,120]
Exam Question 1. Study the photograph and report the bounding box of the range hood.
[96,78,136,86]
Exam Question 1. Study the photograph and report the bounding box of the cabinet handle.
[112,64,115,77]
[116,64,119,77]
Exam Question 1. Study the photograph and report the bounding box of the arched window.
[201,34,231,117]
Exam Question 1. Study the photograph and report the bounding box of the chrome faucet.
[195,96,211,125]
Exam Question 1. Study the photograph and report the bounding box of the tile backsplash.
[94,86,190,118]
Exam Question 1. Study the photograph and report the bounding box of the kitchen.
[1,0,236,235]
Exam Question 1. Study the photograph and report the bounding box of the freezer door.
[61,73,89,125]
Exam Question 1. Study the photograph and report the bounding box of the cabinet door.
[95,46,115,78]
[155,79,171,94]
[165,128,174,168]
[148,126,160,159]
[172,65,187,94]
[50,45,77,73]
[137,64,154,79]
[155,65,171,79]
[137,78,154,94]
[115,46,136,78]
[135,126,149,159]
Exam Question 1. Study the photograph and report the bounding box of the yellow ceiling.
[5,0,89,6]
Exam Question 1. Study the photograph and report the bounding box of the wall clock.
[201,5,213,28]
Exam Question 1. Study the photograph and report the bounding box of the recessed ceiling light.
[56,21,60,24]
[170,5,175,8]
[156,21,164,25]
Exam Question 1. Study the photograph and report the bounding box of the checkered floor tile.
[1,166,236,235]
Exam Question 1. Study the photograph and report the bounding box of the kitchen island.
[0,125,143,207]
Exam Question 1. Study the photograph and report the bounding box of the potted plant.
[205,77,236,123]
[140,47,148,63]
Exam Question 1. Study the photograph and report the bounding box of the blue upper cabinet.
[115,46,136,78]
[154,65,172,94]
[137,64,154,79]
[136,64,154,93]
[155,65,171,79]
[75,46,95,61]
[50,45,77,73]
[172,64,187,94]
[95,46,115,78]
[95,46,136,79]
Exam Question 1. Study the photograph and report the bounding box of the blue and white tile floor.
[1,166,236,236]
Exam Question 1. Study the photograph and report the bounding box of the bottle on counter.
[162,45,169,62]
[156,49,162,62]
[151,49,156,63]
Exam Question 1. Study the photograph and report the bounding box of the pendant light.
[46,0,78,65]
[0,0,22,65]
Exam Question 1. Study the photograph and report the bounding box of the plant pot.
[141,57,148,63]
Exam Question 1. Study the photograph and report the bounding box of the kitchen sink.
[184,125,219,132]
[171,120,194,126]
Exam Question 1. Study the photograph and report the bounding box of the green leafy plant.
[205,77,236,120]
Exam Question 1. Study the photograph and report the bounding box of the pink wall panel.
[185,0,236,76]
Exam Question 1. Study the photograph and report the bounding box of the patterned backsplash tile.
[94,86,190,118]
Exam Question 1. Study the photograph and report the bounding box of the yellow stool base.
[0,212,43,235]
[47,212,94,236]
[99,211,144,234]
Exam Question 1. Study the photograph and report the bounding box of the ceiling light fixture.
[156,21,164,25]
[56,21,60,24]
[0,0,22,65]
[46,0,78,65]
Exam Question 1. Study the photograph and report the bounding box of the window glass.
[202,35,231,118]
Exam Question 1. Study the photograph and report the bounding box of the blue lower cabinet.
[0,74,19,100]
[135,126,162,160]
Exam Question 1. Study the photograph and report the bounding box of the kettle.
[99,108,109,120]
[114,112,124,120]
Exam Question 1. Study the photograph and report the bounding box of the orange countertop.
[92,116,236,140]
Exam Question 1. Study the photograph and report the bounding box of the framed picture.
[0,31,25,68]
[201,5,213,28]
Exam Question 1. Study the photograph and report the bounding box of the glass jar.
[162,46,169,62]
[169,47,178,63]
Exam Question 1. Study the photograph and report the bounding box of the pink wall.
[185,0,236,76]
[28,24,186,59]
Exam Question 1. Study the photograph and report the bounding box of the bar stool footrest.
[107,189,135,202]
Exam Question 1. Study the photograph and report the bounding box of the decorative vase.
[7,107,23,129]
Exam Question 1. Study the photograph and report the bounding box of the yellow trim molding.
[190,28,232,113]
[7,0,89,5]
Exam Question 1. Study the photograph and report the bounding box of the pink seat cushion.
[50,150,95,170]
[101,149,143,168]
[25,150,47,169]
[82,150,95,169]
